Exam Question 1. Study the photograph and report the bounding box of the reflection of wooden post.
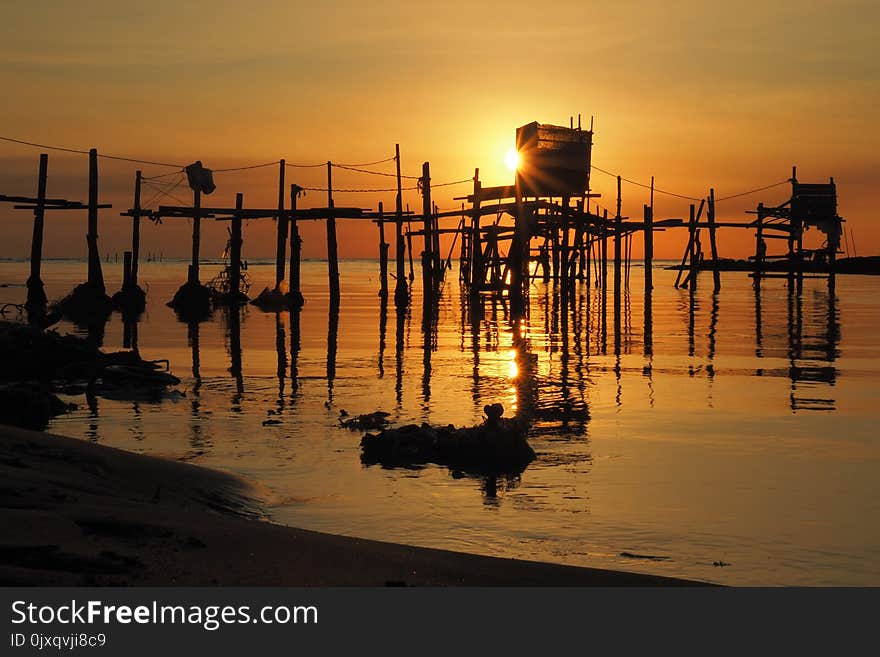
[274,160,287,291]
[230,193,243,304]
[289,184,302,305]
[708,188,720,291]
[326,161,340,305]
[378,201,388,299]
[26,153,49,309]
[87,148,105,292]
[190,188,201,284]
[131,171,142,288]
[394,144,408,306]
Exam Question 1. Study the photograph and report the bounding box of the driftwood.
[360,404,535,475]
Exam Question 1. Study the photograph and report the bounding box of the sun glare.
[504,147,520,172]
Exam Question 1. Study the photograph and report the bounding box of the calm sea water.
[1,257,878,586]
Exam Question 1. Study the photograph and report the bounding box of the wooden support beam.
[289,184,303,306]
[327,161,340,305]
[189,188,201,284]
[470,170,483,294]
[394,143,408,307]
[614,203,622,354]
[26,153,48,310]
[87,148,105,292]
[229,193,243,304]
[378,201,388,299]
[274,159,287,291]
[421,161,433,312]
[708,188,720,291]
[131,171,142,288]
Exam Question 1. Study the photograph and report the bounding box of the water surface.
[1,258,878,585]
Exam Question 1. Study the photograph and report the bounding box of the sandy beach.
[0,425,701,586]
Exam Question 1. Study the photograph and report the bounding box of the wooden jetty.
[0,120,852,345]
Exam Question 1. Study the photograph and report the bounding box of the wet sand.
[0,425,703,586]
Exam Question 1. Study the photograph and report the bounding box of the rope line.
[0,134,796,205]
[332,163,420,179]
[335,156,396,167]
[213,160,280,173]
[591,163,701,201]
[714,180,790,202]
[284,161,326,169]
[0,136,184,168]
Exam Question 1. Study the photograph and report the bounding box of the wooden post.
[394,144,408,306]
[613,203,622,353]
[274,159,287,291]
[86,148,105,292]
[470,169,482,295]
[510,170,527,319]
[708,187,720,290]
[644,203,653,293]
[131,171,142,288]
[421,161,433,309]
[190,188,201,284]
[688,204,698,291]
[601,209,608,296]
[289,184,303,305]
[26,153,49,309]
[230,193,243,304]
[122,251,132,291]
[326,161,340,305]
[754,202,765,288]
[378,201,389,299]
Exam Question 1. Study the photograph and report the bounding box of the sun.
[504,147,521,172]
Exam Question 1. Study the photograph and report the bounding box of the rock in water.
[360,405,535,475]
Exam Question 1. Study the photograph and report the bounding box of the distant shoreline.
[0,425,705,587]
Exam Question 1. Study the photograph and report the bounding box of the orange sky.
[1,0,877,261]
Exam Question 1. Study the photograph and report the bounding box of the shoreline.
[0,425,706,586]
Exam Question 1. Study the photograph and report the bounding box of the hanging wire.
[303,185,420,193]
[0,135,184,168]
[334,155,396,167]
[591,163,701,201]
[213,160,281,173]
[332,163,420,179]
[142,169,185,181]
[714,179,791,202]
[285,160,328,169]
[142,174,188,208]
[304,177,471,194]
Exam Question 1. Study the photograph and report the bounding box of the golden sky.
[0,0,877,260]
